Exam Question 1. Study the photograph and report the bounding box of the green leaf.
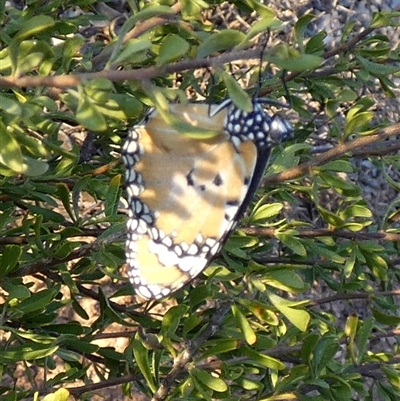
[239,299,279,326]
[264,269,306,292]
[309,243,346,264]
[356,317,374,363]
[132,338,157,392]
[266,45,323,71]
[372,308,400,325]
[190,373,213,401]
[312,336,340,374]
[112,38,152,65]
[318,160,354,173]
[381,366,400,390]
[344,314,358,363]
[201,339,240,359]
[294,14,316,52]
[58,336,99,354]
[84,78,114,104]
[3,284,30,304]
[19,156,49,177]
[197,30,246,58]
[356,55,400,76]
[370,11,396,28]
[181,0,210,20]
[276,233,307,256]
[16,52,45,75]
[57,183,75,222]
[0,245,22,276]
[0,93,22,115]
[107,94,143,119]
[222,72,252,112]
[241,346,285,370]
[344,110,374,136]
[365,253,388,280]
[157,34,190,65]
[0,125,23,172]
[106,5,176,67]
[14,16,55,41]
[105,175,122,217]
[301,333,319,364]
[190,368,228,392]
[0,343,58,361]
[238,0,276,18]
[17,286,60,314]
[344,252,356,278]
[232,304,256,345]
[340,204,372,220]
[43,322,86,336]
[267,292,310,332]
[241,16,283,45]
[317,205,344,227]
[319,171,360,193]
[161,305,189,353]
[76,92,107,132]
[249,202,283,223]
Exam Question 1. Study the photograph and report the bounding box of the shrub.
[0,1,399,400]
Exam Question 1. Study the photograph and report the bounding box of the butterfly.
[121,98,293,299]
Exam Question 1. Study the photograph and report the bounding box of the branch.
[12,231,124,276]
[243,227,400,242]
[307,290,400,307]
[261,27,376,96]
[0,48,262,89]
[67,375,148,400]
[90,2,183,70]
[262,122,400,187]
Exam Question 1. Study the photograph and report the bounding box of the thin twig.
[242,227,400,242]
[0,48,261,89]
[262,122,400,187]
[307,289,400,307]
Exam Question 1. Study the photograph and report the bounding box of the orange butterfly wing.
[122,104,258,299]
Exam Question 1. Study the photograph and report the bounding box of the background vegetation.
[0,1,399,400]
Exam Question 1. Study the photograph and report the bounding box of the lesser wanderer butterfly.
[122,98,293,299]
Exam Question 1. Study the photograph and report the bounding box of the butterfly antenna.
[255,34,269,99]
[281,70,293,107]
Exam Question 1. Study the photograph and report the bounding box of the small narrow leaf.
[191,368,228,392]
[105,175,122,217]
[17,287,60,314]
[15,16,55,41]
[250,203,283,223]
[372,308,400,325]
[0,126,23,172]
[76,93,107,132]
[294,14,316,52]
[158,35,190,65]
[232,304,257,345]
[223,72,252,112]
[242,346,285,370]
[268,292,310,332]
[197,30,246,58]
[132,338,157,392]
[276,233,307,256]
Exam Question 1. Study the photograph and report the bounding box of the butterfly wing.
[122,104,259,299]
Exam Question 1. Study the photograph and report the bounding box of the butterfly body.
[122,101,292,299]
